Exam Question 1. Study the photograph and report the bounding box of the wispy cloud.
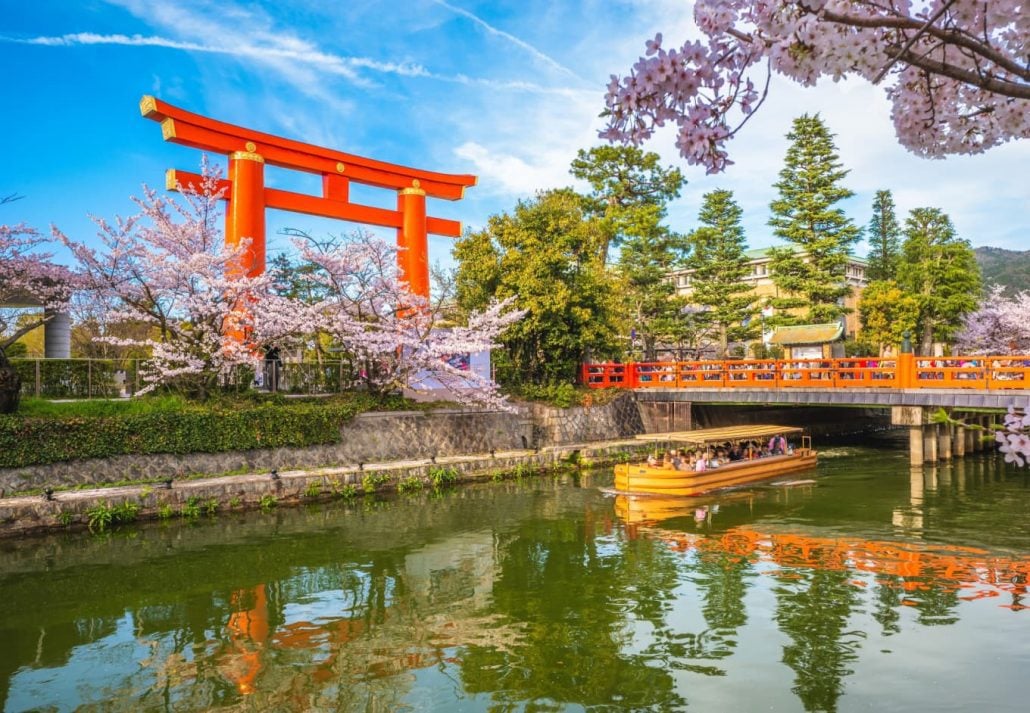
[5,31,587,98]
[430,0,585,82]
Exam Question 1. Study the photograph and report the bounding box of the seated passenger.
[694,456,707,472]
[646,453,658,467]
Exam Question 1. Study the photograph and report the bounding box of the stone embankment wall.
[1,394,644,494]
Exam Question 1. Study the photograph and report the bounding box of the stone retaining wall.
[0,394,644,494]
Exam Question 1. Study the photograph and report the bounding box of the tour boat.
[613,425,817,497]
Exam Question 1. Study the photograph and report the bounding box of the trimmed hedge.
[0,399,375,468]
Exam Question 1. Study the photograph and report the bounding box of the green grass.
[16,395,188,418]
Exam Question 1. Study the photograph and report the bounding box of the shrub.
[398,476,424,493]
[428,466,459,489]
[259,494,277,511]
[361,471,390,494]
[179,497,201,519]
[0,395,386,468]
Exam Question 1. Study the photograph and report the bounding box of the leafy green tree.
[685,189,757,357]
[858,280,920,355]
[453,189,621,385]
[865,190,901,281]
[897,208,982,354]
[768,115,862,325]
[570,145,685,264]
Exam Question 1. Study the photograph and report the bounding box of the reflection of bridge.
[582,355,1030,465]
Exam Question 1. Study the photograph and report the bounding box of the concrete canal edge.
[0,439,651,537]
[0,393,893,536]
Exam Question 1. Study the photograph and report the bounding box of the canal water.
[1,435,1028,712]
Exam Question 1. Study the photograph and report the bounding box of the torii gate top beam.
[140,95,476,200]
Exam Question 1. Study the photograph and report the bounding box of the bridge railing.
[580,355,1030,391]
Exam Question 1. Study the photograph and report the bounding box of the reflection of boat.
[614,425,817,496]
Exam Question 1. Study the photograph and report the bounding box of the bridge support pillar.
[939,425,953,461]
[924,425,938,462]
[973,416,984,452]
[955,425,966,457]
[966,422,976,453]
[909,427,924,466]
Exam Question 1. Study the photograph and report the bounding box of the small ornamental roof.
[768,323,844,345]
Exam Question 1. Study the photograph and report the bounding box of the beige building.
[669,246,869,342]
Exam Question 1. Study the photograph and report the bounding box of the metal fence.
[10,358,358,399]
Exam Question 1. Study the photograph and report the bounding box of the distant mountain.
[975,247,1030,294]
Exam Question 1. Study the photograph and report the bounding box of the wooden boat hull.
[614,450,817,496]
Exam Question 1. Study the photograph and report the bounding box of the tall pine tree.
[768,115,861,325]
[571,146,688,361]
[896,208,982,354]
[865,190,901,281]
[684,189,756,357]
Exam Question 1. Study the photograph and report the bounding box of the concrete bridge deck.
[634,387,1030,411]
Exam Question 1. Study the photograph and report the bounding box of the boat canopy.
[634,425,805,446]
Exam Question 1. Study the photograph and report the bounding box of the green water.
[1,435,1028,712]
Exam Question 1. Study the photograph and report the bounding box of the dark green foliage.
[897,208,982,354]
[572,146,688,362]
[570,145,685,263]
[454,189,622,385]
[974,246,1030,296]
[768,115,861,325]
[685,189,757,356]
[865,190,901,281]
[0,395,389,468]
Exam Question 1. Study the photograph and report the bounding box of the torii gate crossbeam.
[140,95,477,298]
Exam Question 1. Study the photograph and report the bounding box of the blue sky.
[3,0,1028,274]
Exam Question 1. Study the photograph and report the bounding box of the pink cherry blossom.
[603,1,1030,173]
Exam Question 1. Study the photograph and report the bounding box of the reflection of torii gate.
[139,96,477,298]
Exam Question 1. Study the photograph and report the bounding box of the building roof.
[743,245,868,265]
[768,322,844,345]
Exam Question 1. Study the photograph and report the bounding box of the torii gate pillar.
[228,150,266,277]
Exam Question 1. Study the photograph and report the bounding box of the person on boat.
[694,454,707,472]
[769,434,787,455]
[677,455,693,471]
[646,453,658,467]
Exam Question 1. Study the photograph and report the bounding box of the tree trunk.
[0,347,21,414]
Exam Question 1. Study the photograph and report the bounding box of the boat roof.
[634,425,805,445]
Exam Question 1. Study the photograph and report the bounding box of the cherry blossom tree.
[954,285,1030,354]
[996,406,1030,467]
[0,223,76,412]
[55,163,306,397]
[602,1,1030,173]
[296,230,525,411]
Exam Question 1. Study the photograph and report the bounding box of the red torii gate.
[139,95,477,298]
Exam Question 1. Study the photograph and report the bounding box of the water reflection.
[0,450,1028,712]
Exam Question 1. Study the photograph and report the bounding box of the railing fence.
[582,355,1030,391]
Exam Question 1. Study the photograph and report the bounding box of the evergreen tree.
[865,190,901,281]
[453,189,622,385]
[768,115,861,325]
[684,189,756,357]
[571,145,688,361]
[896,208,982,354]
[570,145,685,264]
